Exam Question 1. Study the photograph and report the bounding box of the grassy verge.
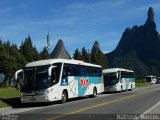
[0,87,20,108]
[136,79,152,88]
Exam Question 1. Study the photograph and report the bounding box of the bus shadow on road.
[102,91,121,94]
[0,91,135,109]
[0,97,62,108]
[0,96,90,109]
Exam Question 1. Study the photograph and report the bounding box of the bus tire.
[130,84,133,91]
[61,90,68,104]
[91,87,97,98]
[120,86,123,93]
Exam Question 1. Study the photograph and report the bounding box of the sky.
[0,0,160,55]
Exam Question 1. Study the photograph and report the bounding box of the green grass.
[136,79,152,88]
[136,82,152,87]
[0,80,152,108]
[0,87,20,108]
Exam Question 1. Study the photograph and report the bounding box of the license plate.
[30,97,35,101]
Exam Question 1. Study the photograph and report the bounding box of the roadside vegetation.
[0,79,152,108]
[136,79,152,87]
[0,87,20,108]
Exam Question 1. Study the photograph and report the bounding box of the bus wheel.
[61,90,68,104]
[120,86,123,93]
[91,87,97,98]
[130,84,133,91]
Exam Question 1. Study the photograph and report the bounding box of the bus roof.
[146,75,156,78]
[25,59,101,68]
[103,68,134,73]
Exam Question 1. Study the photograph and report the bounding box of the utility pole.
[47,29,51,58]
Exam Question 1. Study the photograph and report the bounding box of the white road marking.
[143,100,160,114]
[134,101,160,120]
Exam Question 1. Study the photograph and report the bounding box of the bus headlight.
[45,90,50,94]
[21,98,24,102]
[45,96,48,100]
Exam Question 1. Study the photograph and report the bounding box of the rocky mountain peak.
[147,7,154,23]
[50,39,71,59]
[145,7,156,29]
[91,41,101,54]
[107,7,160,78]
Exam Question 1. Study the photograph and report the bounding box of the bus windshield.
[104,72,119,86]
[21,65,51,92]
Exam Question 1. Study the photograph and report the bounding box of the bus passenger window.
[51,68,57,83]
[51,67,60,85]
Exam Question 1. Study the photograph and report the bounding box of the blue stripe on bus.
[122,78,135,89]
[75,76,101,96]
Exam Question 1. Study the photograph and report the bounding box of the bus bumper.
[20,92,61,103]
[104,86,118,92]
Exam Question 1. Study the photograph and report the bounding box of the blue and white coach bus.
[15,59,104,103]
[103,68,135,92]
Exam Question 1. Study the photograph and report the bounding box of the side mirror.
[116,73,119,79]
[48,66,57,77]
[13,69,23,88]
[15,69,23,80]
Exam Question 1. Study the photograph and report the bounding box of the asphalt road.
[1,84,160,120]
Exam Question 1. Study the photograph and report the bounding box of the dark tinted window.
[62,64,102,77]
[121,71,134,78]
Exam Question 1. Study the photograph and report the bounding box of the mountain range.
[50,7,160,78]
[107,7,160,78]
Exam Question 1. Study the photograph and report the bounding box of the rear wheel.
[91,87,97,98]
[61,90,68,104]
[120,86,123,93]
[130,84,133,91]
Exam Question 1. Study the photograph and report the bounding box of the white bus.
[15,59,104,103]
[103,68,135,92]
[145,75,157,84]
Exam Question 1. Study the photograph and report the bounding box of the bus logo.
[80,78,89,88]
[61,78,68,86]
[125,79,129,84]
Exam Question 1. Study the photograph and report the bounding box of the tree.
[81,47,89,62]
[19,35,40,62]
[73,48,82,60]
[33,46,42,61]
[91,50,107,68]
[40,47,50,59]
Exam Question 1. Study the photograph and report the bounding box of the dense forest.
[0,35,50,86]
[73,41,107,68]
[0,36,107,86]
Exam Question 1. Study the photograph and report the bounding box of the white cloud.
[34,18,77,26]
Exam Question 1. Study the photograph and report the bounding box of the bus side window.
[51,68,57,84]
[120,71,123,83]
[70,65,76,76]
[92,67,97,76]
[75,65,80,76]
[97,68,102,76]
[62,64,71,79]
[79,66,85,76]
[86,67,92,76]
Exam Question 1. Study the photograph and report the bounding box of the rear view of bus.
[103,68,135,92]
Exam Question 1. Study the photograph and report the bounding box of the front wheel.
[61,91,68,104]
